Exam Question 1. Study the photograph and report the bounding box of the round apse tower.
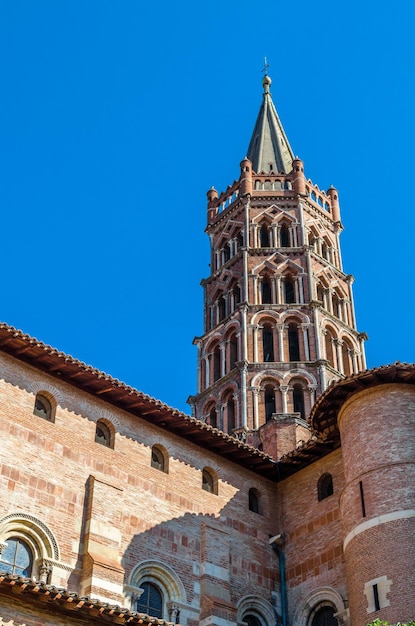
[311,364,415,625]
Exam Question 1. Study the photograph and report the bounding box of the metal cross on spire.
[262,57,270,75]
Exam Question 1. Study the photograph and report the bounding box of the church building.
[0,73,414,626]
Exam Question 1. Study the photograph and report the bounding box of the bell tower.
[188,73,366,459]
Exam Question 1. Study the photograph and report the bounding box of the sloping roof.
[310,362,415,438]
[0,571,173,624]
[246,74,294,174]
[0,322,337,480]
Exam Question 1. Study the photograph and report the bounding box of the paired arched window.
[151,446,168,473]
[248,488,261,514]
[202,468,217,494]
[136,581,163,618]
[33,392,54,422]
[0,537,33,577]
[317,473,334,501]
[95,420,113,448]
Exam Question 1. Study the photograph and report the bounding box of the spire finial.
[262,57,271,93]
[262,57,270,76]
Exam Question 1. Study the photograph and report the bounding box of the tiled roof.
[0,322,338,480]
[0,571,174,624]
[310,361,415,437]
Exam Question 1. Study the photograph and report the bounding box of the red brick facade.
[0,74,414,626]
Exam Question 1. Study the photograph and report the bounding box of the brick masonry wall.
[278,449,347,618]
[0,352,280,624]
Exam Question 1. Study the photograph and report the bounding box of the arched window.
[135,581,163,619]
[259,224,270,247]
[227,396,235,433]
[324,329,335,368]
[262,324,274,362]
[95,420,113,448]
[151,446,168,473]
[288,324,300,361]
[33,393,53,421]
[280,223,290,247]
[248,488,261,514]
[233,284,241,306]
[284,277,295,303]
[218,296,227,321]
[309,605,337,626]
[223,242,231,263]
[229,334,238,370]
[213,345,221,382]
[262,277,272,304]
[244,616,262,626]
[0,537,33,577]
[202,468,217,494]
[293,383,305,420]
[209,407,217,428]
[264,384,275,421]
[317,473,334,501]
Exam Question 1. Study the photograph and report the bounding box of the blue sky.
[1,1,414,413]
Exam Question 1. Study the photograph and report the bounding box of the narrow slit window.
[373,584,380,612]
[359,480,366,517]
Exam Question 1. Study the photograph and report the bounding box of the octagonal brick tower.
[188,73,367,460]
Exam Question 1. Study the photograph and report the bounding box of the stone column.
[280,385,289,414]
[252,325,259,362]
[277,324,285,361]
[38,560,52,583]
[301,324,310,361]
[271,277,277,304]
[272,224,278,247]
[219,341,226,377]
[335,339,343,373]
[252,387,259,430]
[352,350,358,374]
[276,276,282,303]
[294,278,300,303]
[252,274,258,305]
[298,275,304,303]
